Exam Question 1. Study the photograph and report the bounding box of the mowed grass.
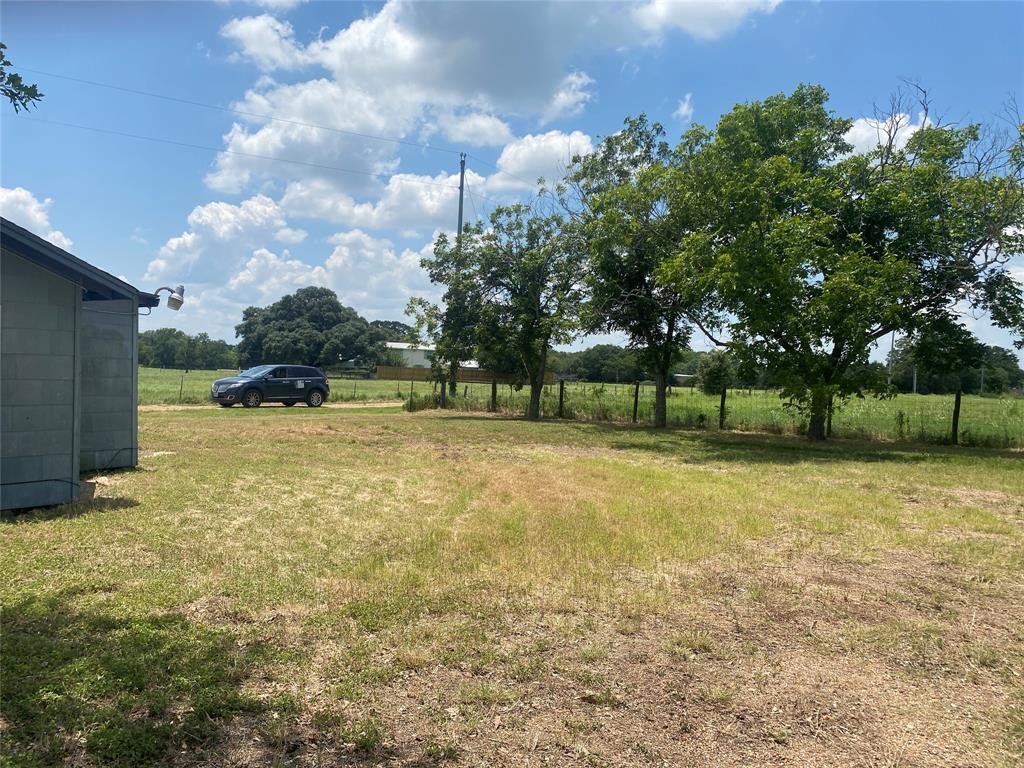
[138,367,406,405]
[2,409,1023,766]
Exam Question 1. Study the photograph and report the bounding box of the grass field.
[138,367,407,405]
[2,408,1022,766]
[138,367,1023,448]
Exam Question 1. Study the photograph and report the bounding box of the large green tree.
[664,85,1024,438]
[567,116,692,427]
[235,286,384,368]
[419,204,585,419]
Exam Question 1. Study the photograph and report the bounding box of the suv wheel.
[306,389,324,407]
[242,389,263,408]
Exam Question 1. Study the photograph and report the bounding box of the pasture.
[2,407,1022,767]
[138,367,1023,447]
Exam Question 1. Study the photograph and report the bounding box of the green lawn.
[2,409,1022,766]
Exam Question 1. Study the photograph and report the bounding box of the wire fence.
[404,380,1024,449]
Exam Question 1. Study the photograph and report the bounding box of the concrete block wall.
[1,249,80,509]
[80,298,138,472]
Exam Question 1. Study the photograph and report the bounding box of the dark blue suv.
[211,365,330,408]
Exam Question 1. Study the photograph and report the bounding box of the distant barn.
[1,218,160,510]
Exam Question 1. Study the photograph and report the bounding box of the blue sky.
[2,0,1022,360]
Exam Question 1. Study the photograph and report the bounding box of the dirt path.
[138,401,403,412]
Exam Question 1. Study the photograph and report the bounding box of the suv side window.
[289,366,309,378]
[270,367,288,379]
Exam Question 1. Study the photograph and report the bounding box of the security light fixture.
[155,284,185,311]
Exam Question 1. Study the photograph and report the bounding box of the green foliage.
[548,344,645,382]
[0,42,43,112]
[235,286,392,368]
[696,351,735,395]
[139,328,237,369]
[418,203,585,418]
[661,84,1024,438]
[888,323,1022,394]
[567,114,693,425]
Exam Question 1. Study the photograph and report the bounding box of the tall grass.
[408,382,1024,448]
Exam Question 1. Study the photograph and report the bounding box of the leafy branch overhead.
[0,43,43,112]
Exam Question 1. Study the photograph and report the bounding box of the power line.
[19,66,465,157]
[19,67,545,192]
[6,113,461,191]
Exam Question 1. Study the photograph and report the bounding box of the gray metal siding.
[79,298,138,472]
[1,249,80,510]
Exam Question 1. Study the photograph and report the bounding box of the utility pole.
[456,152,466,249]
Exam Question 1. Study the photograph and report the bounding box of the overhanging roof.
[1,217,160,307]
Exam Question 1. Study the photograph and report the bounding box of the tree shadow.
[0,589,265,767]
[435,412,1022,465]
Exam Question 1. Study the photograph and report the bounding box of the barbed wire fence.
[405,378,1023,449]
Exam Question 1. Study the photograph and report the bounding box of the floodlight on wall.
[155,284,185,311]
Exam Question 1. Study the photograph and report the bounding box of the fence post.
[558,379,565,418]
[951,387,962,445]
[719,385,727,430]
[490,379,498,412]
[632,381,640,424]
[826,395,833,438]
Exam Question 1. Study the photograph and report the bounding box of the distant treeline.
[888,339,1023,395]
[140,329,238,370]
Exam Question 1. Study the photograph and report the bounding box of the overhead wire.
[6,113,461,191]
[18,66,465,157]
[17,67,545,197]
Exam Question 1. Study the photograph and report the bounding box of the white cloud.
[673,92,694,122]
[488,130,594,191]
[274,226,307,244]
[280,170,480,235]
[436,112,514,146]
[541,71,595,125]
[0,187,73,249]
[632,0,780,41]
[845,111,930,155]
[144,195,293,283]
[222,14,309,70]
[213,1,778,199]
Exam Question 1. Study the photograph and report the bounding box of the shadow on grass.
[0,590,264,768]
[1,479,141,525]
[434,413,1022,465]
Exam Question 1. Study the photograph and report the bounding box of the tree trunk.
[807,387,828,440]
[654,368,668,428]
[527,377,542,420]
[826,395,834,438]
[718,385,727,430]
[951,386,962,445]
[448,362,458,398]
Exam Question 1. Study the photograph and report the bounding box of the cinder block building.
[1,218,160,510]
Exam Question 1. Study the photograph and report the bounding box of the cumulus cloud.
[436,112,514,146]
[673,92,694,122]
[541,72,595,125]
[0,187,73,249]
[144,195,292,283]
[845,111,931,155]
[212,2,775,198]
[488,130,594,191]
[632,0,780,41]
